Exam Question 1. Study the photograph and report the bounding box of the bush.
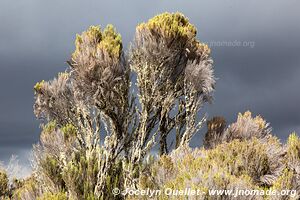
[0,169,9,197]
[31,12,215,199]
[138,113,300,200]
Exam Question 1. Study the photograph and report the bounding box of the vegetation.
[0,169,9,197]
[141,112,299,200]
[1,12,299,200]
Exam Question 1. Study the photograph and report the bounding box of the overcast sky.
[0,0,299,177]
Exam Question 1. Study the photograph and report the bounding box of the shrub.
[31,12,215,199]
[138,112,300,200]
[0,169,9,197]
[12,177,40,200]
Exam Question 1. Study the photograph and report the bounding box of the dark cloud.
[0,0,300,175]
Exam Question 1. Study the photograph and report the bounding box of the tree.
[32,12,215,199]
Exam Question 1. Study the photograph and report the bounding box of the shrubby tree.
[30,12,215,199]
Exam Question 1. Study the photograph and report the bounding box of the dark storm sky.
[0,0,300,176]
